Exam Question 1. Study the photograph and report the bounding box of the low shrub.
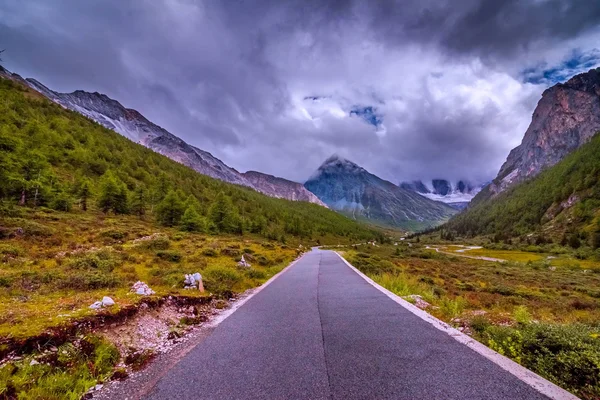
[256,255,273,266]
[201,248,217,257]
[136,235,170,250]
[439,296,467,319]
[100,229,128,241]
[65,249,121,272]
[58,271,121,290]
[0,244,23,259]
[19,220,55,238]
[513,305,532,324]
[469,315,491,334]
[221,248,241,257]
[155,250,182,262]
[482,323,600,399]
[350,255,396,275]
[245,269,266,280]
[0,336,119,399]
[202,266,243,298]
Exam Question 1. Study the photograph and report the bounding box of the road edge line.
[334,251,579,400]
[205,251,309,327]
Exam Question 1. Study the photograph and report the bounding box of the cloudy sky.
[1,0,600,184]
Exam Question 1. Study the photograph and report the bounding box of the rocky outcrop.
[491,68,600,194]
[242,171,326,206]
[305,155,457,230]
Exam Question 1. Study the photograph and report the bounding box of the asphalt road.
[144,249,551,400]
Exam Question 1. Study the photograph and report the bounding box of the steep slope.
[400,179,484,209]
[490,68,600,194]
[447,133,600,243]
[305,155,457,230]
[0,75,379,242]
[242,171,326,206]
[0,67,324,206]
[25,78,255,188]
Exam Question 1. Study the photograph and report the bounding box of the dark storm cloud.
[0,0,599,183]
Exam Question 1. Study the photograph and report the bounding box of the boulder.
[184,272,204,291]
[102,296,115,306]
[131,281,155,296]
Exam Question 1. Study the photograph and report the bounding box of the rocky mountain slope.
[242,171,326,206]
[490,67,600,194]
[400,179,484,209]
[305,155,457,230]
[447,132,600,243]
[0,66,324,206]
[25,78,255,188]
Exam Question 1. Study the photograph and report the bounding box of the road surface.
[143,249,554,400]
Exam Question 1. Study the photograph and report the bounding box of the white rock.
[101,296,115,307]
[404,295,431,310]
[131,281,155,296]
[184,272,203,289]
[89,301,103,309]
[30,360,40,366]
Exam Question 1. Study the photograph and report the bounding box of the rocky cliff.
[491,68,600,193]
[242,171,326,206]
[305,155,457,230]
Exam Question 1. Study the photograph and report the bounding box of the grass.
[0,208,302,341]
[0,206,305,399]
[429,244,600,269]
[343,242,600,398]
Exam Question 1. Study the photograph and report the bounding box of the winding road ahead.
[138,249,570,400]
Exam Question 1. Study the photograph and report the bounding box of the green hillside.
[0,76,379,243]
[447,133,600,248]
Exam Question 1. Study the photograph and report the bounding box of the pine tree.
[113,181,129,214]
[591,220,600,250]
[98,172,119,213]
[78,178,92,211]
[155,189,185,226]
[208,191,237,233]
[130,185,147,217]
[181,204,206,232]
[97,172,129,214]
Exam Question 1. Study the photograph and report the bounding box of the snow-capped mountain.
[400,179,485,209]
[0,68,324,206]
[305,155,457,230]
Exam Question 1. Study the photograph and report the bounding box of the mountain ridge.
[305,155,457,230]
[0,66,324,206]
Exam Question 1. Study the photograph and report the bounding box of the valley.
[1,4,600,398]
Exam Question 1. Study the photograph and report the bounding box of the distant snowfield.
[420,191,478,204]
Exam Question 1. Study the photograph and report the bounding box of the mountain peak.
[320,154,360,169]
[305,158,457,230]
